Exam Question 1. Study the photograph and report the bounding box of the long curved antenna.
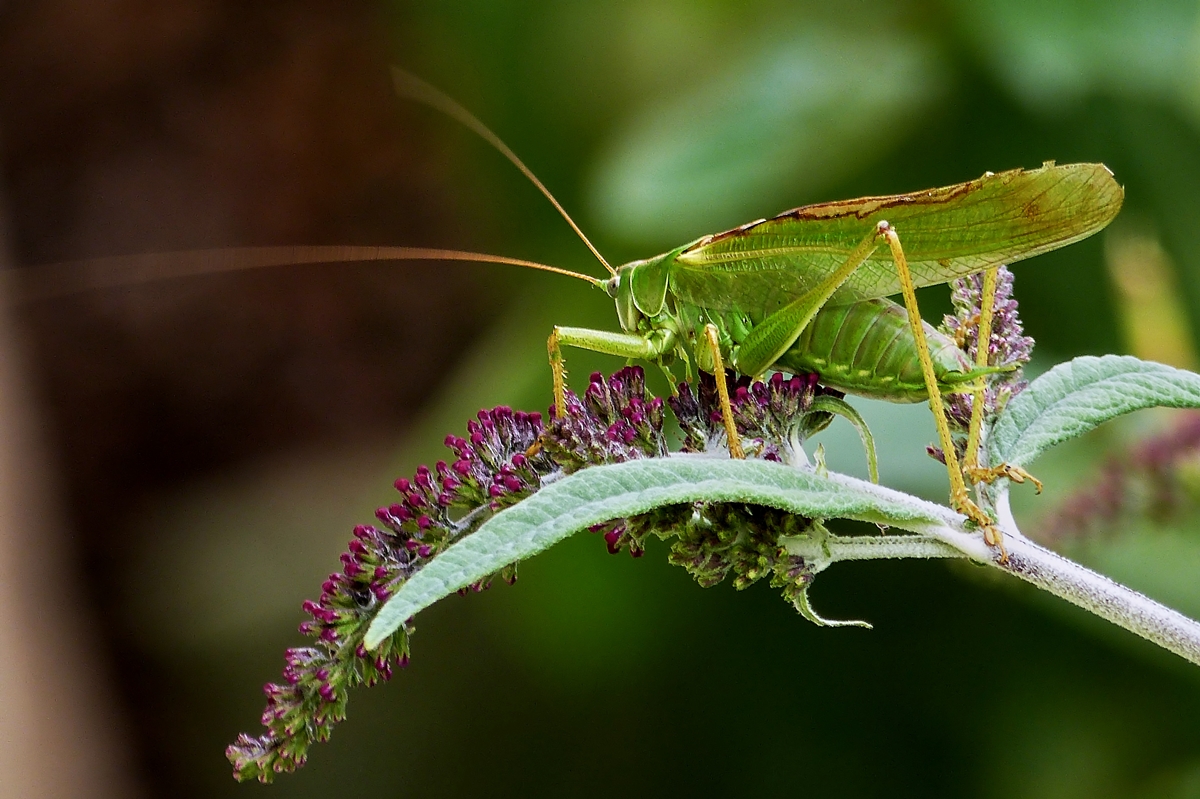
[7,245,604,304]
[392,67,616,277]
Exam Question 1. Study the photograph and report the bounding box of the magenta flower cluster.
[227,406,551,782]
[543,366,668,469]
[668,370,839,460]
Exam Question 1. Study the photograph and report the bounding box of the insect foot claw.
[983,523,1009,563]
[951,490,1008,562]
[966,463,1044,494]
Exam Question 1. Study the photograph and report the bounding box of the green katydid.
[19,73,1125,553]
[543,159,1121,542]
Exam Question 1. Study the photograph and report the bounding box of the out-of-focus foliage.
[590,27,946,242]
[86,0,1200,795]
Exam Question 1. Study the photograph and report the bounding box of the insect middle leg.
[703,323,745,459]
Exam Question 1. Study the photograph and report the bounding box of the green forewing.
[670,162,1123,313]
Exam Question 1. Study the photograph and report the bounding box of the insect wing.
[671,162,1123,313]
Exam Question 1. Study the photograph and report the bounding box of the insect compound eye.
[605,276,620,298]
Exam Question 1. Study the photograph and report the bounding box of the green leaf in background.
[989,355,1200,469]
[365,457,948,647]
[949,0,1200,112]
[588,27,946,244]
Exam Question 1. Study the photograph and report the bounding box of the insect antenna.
[7,245,604,304]
[11,71,615,303]
[391,67,616,277]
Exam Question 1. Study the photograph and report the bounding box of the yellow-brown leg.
[962,266,997,479]
[959,266,1043,543]
[881,226,1001,553]
[966,463,1043,493]
[704,323,745,459]
[547,328,567,418]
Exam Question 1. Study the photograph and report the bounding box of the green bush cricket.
[20,73,1125,556]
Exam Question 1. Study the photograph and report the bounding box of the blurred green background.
[6,0,1200,796]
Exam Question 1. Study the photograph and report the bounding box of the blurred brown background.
[4,1,1200,797]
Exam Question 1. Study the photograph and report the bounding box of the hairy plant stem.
[791,468,1200,665]
[782,532,964,564]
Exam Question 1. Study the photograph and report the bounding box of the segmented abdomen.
[774,298,973,402]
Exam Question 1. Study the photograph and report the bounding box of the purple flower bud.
[603,529,622,554]
[415,467,432,489]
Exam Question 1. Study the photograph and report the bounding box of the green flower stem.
[781,531,965,564]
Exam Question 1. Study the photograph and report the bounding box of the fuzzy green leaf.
[989,355,1200,469]
[365,457,949,648]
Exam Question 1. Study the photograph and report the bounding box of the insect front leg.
[880,225,1005,554]
[547,326,675,417]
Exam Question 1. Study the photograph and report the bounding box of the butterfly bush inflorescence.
[227,366,853,782]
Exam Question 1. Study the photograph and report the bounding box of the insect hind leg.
[880,224,1005,555]
[960,266,1044,501]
